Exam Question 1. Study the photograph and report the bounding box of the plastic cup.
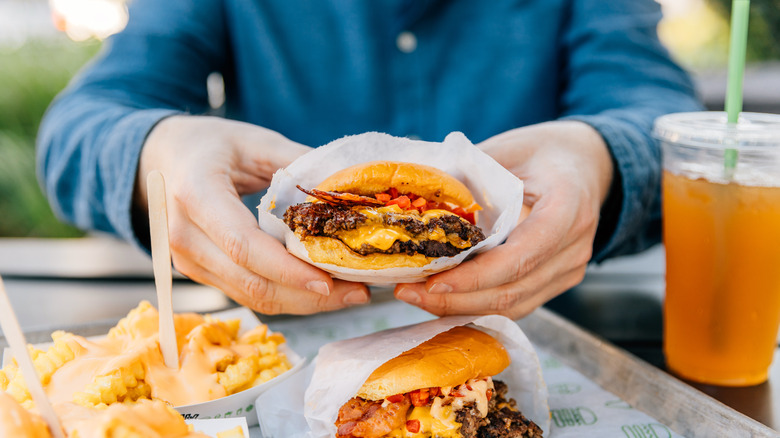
[654,111,780,387]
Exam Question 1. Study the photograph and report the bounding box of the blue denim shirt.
[37,0,702,262]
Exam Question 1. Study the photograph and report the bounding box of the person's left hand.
[393,121,614,319]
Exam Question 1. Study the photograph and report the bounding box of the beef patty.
[283,202,486,257]
[456,381,544,438]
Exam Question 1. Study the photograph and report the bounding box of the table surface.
[0,236,777,433]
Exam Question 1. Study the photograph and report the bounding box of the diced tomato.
[486,388,493,401]
[386,394,404,403]
[406,419,421,433]
[429,387,440,397]
[411,197,427,209]
[375,193,391,203]
[389,187,399,198]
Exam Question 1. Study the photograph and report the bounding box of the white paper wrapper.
[256,315,550,437]
[174,308,305,426]
[187,418,249,437]
[2,307,305,428]
[257,132,524,284]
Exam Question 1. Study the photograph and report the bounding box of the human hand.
[135,116,370,314]
[394,121,614,319]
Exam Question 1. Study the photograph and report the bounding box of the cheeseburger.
[334,326,544,438]
[283,161,486,269]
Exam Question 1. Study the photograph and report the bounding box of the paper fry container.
[186,418,250,437]
[173,307,305,426]
[2,307,305,428]
[257,132,525,284]
[256,315,550,437]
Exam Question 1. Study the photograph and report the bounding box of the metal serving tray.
[2,302,775,437]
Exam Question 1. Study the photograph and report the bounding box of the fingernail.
[306,280,330,296]
[343,290,369,305]
[396,287,421,304]
[428,283,452,294]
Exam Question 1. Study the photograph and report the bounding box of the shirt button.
[396,31,417,53]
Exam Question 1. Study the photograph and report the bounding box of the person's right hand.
[134,115,370,314]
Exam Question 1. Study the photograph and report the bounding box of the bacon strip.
[296,186,384,207]
[335,395,411,438]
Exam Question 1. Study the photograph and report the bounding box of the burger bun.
[356,326,510,400]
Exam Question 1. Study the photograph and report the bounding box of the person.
[37,0,702,318]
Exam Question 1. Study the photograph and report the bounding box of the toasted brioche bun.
[356,326,510,401]
[312,161,481,213]
[302,236,433,269]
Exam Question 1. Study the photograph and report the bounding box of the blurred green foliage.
[0,38,99,237]
[710,0,780,61]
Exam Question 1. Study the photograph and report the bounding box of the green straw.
[724,0,750,175]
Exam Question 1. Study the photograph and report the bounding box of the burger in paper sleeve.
[257,132,525,284]
[334,326,543,437]
[283,161,487,270]
[288,315,549,438]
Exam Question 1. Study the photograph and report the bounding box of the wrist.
[133,114,190,214]
[563,121,614,207]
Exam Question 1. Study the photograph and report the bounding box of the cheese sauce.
[44,320,237,406]
[450,378,492,417]
[385,377,494,438]
[29,302,286,407]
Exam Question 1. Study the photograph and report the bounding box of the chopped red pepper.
[387,195,411,209]
[409,388,430,406]
[375,193,391,203]
[376,188,476,222]
[386,394,404,403]
[406,419,421,433]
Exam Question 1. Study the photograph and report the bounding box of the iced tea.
[663,170,780,386]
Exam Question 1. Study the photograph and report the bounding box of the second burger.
[334,326,544,438]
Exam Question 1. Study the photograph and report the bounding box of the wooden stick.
[0,277,66,438]
[147,170,179,369]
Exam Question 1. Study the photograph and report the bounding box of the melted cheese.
[335,208,473,252]
[385,402,461,438]
[338,225,411,251]
[384,377,495,438]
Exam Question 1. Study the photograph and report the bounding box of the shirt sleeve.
[557,0,703,262]
[36,0,227,247]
